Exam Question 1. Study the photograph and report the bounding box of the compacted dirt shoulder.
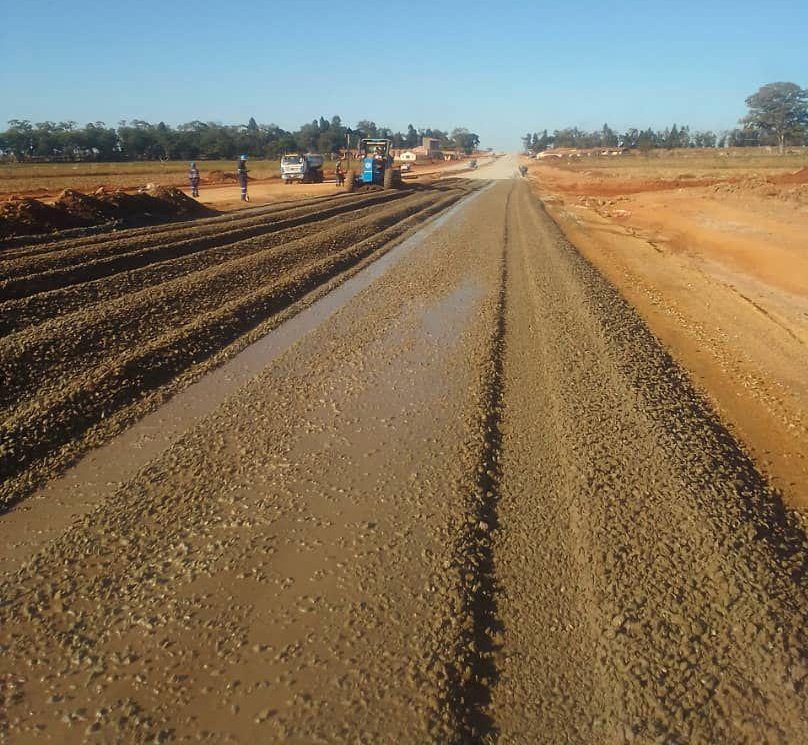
[490,181,808,742]
[525,158,808,510]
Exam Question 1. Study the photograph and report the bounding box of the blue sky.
[1,0,806,150]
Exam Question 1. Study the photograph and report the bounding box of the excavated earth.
[0,187,215,242]
[1,162,807,743]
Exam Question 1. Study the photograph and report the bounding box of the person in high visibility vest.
[237,156,249,202]
[334,158,345,187]
[188,162,200,197]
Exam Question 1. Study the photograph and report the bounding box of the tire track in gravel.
[0,178,508,744]
[0,181,481,510]
[0,181,465,268]
[444,183,512,742]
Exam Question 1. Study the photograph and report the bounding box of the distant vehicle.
[468,159,477,169]
[281,153,325,184]
[400,162,413,173]
[345,138,402,191]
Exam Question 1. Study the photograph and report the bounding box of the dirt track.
[1,160,807,743]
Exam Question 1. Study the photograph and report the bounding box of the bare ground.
[526,157,808,511]
[1,162,806,743]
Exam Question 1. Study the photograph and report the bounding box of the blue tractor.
[345,138,402,191]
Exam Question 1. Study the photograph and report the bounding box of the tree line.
[0,116,481,162]
[523,82,808,154]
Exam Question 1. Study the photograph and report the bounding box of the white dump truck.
[280,153,325,184]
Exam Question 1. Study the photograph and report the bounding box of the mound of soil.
[207,170,239,184]
[0,186,214,242]
[0,197,89,237]
[773,167,808,186]
[100,186,210,219]
[55,189,116,222]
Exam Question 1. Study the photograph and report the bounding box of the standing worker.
[334,158,345,187]
[237,155,249,202]
[188,162,200,197]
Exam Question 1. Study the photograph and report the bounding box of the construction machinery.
[344,138,401,191]
[281,153,325,184]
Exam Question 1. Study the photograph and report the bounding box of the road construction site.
[1,157,806,743]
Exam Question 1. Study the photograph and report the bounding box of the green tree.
[3,120,34,158]
[450,127,480,154]
[622,128,640,149]
[637,128,656,154]
[355,120,379,138]
[692,130,717,148]
[601,123,618,147]
[742,82,808,153]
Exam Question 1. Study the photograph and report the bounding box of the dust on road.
[1,159,806,743]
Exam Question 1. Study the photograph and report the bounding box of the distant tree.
[692,130,717,148]
[0,116,482,162]
[621,128,639,149]
[637,128,656,154]
[81,122,119,160]
[296,120,321,152]
[356,120,379,138]
[405,124,418,148]
[601,123,618,147]
[727,127,760,147]
[3,119,34,158]
[553,127,589,148]
[450,127,480,154]
[154,121,175,158]
[741,82,808,153]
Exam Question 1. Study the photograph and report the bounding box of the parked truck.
[281,153,325,184]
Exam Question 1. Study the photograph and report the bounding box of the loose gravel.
[0,180,479,509]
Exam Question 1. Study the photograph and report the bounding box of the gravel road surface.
[1,158,806,743]
[0,180,479,510]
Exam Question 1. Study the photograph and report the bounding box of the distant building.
[397,151,417,162]
[411,136,443,161]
